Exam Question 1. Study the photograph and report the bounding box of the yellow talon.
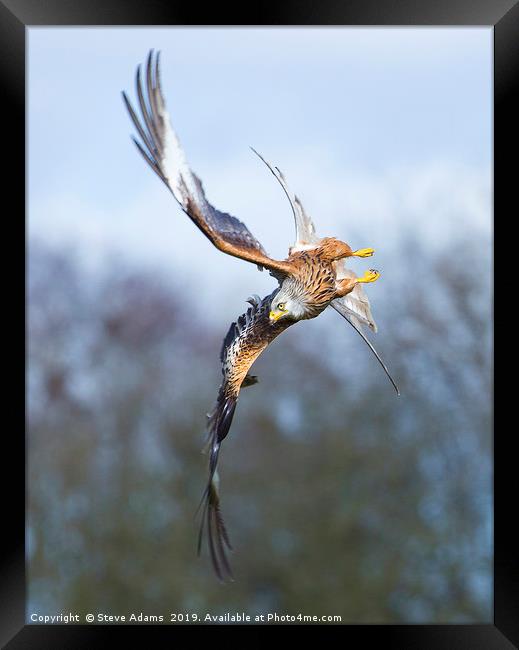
[352,247,375,258]
[357,269,380,284]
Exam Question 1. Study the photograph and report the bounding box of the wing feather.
[249,148,320,252]
[197,292,294,580]
[123,50,293,277]
[330,299,400,395]
[333,261,378,332]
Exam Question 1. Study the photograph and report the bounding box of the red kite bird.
[123,50,399,581]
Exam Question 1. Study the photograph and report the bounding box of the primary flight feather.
[123,50,399,581]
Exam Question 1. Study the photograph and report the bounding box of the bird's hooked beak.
[269,310,284,322]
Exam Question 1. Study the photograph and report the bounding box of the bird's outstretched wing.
[198,292,294,580]
[250,148,320,252]
[122,51,293,278]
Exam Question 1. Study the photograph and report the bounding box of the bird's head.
[269,283,308,323]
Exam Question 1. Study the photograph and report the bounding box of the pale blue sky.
[28,27,492,317]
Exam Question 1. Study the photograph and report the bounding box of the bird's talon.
[357,269,380,283]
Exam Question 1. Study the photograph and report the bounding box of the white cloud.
[28,26,491,328]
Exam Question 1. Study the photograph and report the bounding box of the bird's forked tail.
[197,391,237,581]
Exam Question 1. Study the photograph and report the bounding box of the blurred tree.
[27,233,491,623]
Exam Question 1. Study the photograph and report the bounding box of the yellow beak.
[352,247,375,258]
[269,310,283,322]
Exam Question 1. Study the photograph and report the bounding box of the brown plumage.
[123,50,399,581]
[198,291,293,579]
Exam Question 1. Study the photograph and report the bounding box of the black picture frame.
[2,0,514,646]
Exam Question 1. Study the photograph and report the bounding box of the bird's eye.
[277,303,285,311]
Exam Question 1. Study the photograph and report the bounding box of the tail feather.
[197,474,233,582]
[197,391,238,581]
